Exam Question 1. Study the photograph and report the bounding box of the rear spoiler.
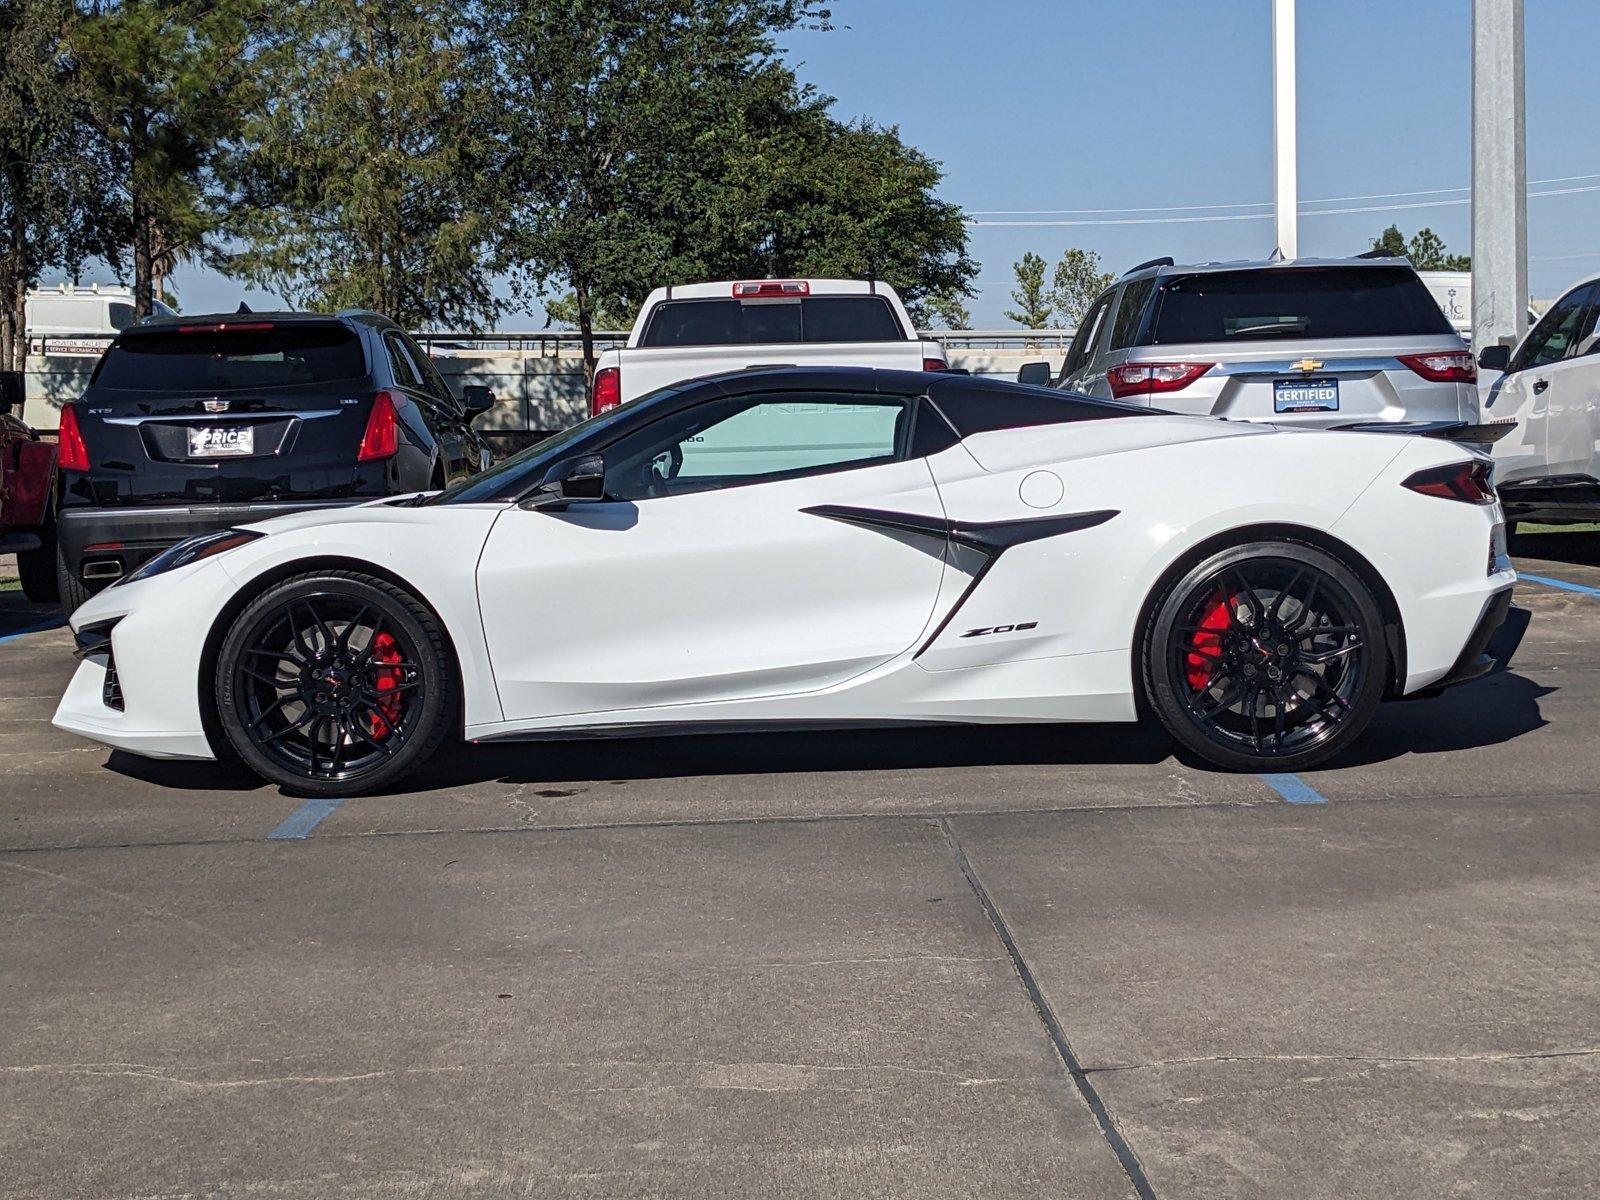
[1330,419,1517,448]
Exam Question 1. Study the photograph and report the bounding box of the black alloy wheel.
[216,571,457,796]
[1143,542,1388,772]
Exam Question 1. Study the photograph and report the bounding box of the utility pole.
[1472,0,1528,350]
[1272,0,1298,260]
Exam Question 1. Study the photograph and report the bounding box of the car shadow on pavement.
[1322,670,1552,769]
[104,749,272,793]
[1510,529,1600,567]
[407,719,1180,791]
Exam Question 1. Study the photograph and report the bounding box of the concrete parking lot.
[4,533,1599,1199]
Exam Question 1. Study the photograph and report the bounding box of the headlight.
[118,528,264,586]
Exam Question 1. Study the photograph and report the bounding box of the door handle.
[1533,378,1550,395]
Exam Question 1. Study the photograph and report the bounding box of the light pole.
[1272,0,1298,260]
[1471,0,1528,351]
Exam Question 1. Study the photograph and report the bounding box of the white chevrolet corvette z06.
[54,368,1518,796]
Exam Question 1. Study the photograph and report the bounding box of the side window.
[1107,277,1155,351]
[602,391,911,502]
[108,302,136,330]
[1572,289,1600,359]
[384,332,423,390]
[403,334,454,402]
[1511,285,1595,372]
[1062,291,1114,379]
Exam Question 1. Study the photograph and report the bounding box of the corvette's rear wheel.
[1143,542,1388,772]
[216,572,457,797]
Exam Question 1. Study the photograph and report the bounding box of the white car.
[589,279,947,416]
[1479,271,1600,523]
[54,368,1517,796]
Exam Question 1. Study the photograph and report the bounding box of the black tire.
[17,501,59,604]
[55,544,92,613]
[1141,541,1388,772]
[215,570,458,797]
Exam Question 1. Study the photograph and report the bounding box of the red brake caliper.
[1185,592,1233,691]
[367,630,405,738]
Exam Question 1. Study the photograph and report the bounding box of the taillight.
[1398,351,1476,384]
[1403,460,1496,504]
[1106,362,1214,399]
[57,402,90,471]
[591,366,621,416]
[732,280,809,298]
[357,390,399,462]
[922,357,948,372]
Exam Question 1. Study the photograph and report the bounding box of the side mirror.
[1477,344,1511,374]
[460,384,495,417]
[1017,361,1052,386]
[521,452,606,509]
[0,371,21,415]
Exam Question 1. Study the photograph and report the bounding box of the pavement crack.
[0,859,241,949]
[1082,1047,1600,1074]
[0,1063,465,1089]
[937,816,1159,1200]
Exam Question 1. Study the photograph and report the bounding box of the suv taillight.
[591,366,621,416]
[57,402,90,471]
[1106,362,1214,399]
[1403,460,1496,504]
[357,391,399,461]
[1399,351,1476,384]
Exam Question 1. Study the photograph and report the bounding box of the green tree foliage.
[73,0,259,318]
[923,287,972,330]
[1048,247,1113,325]
[1370,224,1470,271]
[484,0,972,373]
[1005,251,1052,328]
[0,0,116,369]
[542,291,634,332]
[222,0,499,329]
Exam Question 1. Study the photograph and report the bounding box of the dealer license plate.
[1273,377,1340,414]
[188,424,255,457]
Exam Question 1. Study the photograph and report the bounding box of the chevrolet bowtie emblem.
[1289,359,1324,373]
[203,399,229,413]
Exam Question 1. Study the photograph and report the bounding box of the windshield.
[93,324,368,391]
[1149,267,1455,343]
[428,381,694,504]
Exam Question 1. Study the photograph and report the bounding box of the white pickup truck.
[589,279,949,416]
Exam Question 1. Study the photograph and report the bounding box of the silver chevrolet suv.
[1053,257,1479,428]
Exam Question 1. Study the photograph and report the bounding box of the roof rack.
[1123,257,1175,276]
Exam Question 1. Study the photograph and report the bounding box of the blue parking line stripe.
[1519,573,1600,597]
[1264,773,1327,805]
[0,619,66,645]
[268,797,345,840]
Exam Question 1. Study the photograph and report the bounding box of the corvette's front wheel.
[1142,542,1388,772]
[216,571,458,797]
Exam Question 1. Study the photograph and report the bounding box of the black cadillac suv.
[55,310,493,609]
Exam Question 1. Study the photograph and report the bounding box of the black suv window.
[92,324,367,391]
[1149,267,1454,343]
[1108,277,1155,350]
[1511,284,1597,372]
[638,297,904,347]
[1062,291,1114,377]
[602,391,911,501]
[384,332,424,389]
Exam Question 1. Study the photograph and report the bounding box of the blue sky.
[160,0,1599,326]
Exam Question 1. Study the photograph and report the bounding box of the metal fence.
[409,329,1079,354]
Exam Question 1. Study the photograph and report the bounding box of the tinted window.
[108,303,135,330]
[92,324,367,391]
[603,391,910,501]
[385,332,423,389]
[1512,284,1596,371]
[1062,291,1114,377]
[638,297,904,347]
[1108,277,1155,350]
[1149,267,1455,343]
[931,380,1151,437]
